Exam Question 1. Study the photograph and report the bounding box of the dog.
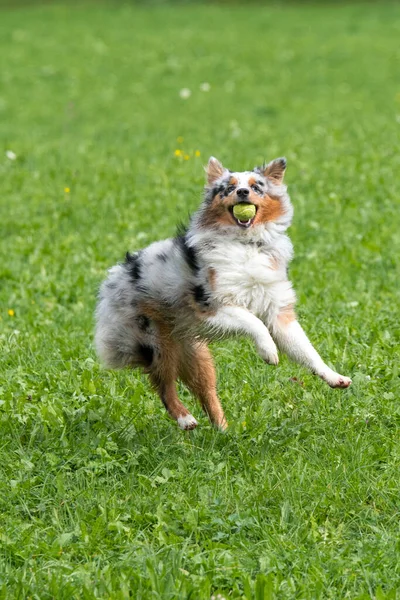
[95,156,351,431]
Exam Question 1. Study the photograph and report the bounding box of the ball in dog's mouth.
[231,203,257,228]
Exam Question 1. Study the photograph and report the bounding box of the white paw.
[177,414,198,430]
[320,369,352,389]
[257,342,279,365]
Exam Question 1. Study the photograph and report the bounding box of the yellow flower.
[242,421,246,427]
[64,187,70,193]
[8,309,15,317]
[174,149,182,157]
[195,150,201,157]
[184,154,190,160]
[177,136,184,143]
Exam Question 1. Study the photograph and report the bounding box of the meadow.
[1,1,400,598]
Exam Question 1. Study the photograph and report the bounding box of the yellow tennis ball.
[233,203,256,221]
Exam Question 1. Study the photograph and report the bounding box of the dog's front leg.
[204,305,279,365]
[270,309,351,388]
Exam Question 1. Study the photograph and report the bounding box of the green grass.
[1,1,400,598]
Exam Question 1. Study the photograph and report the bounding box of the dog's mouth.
[229,203,258,228]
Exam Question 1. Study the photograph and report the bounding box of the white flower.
[179,88,191,99]
[6,150,17,160]
[200,82,210,92]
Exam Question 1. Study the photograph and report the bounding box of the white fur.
[187,228,295,320]
[177,414,198,430]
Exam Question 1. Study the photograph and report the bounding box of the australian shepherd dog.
[95,157,351,431]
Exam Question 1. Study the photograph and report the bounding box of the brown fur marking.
[138,299,171,326]
[179,343,227,429]
[138,301,194,423]
[277,304,296,325]
[253,194,284,224]
[270,256,280,270]
[208,267,217,290]
[149,346,192,422]
[138,299,225,428]
[199,193,234,228]
[187,295,216,318]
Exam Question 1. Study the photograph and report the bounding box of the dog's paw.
[266,352,279,366]
[330,375,352,389]
[320,369,352,389]
[177,414,198,430]
[215,418,228,432]
[257,342,279,365]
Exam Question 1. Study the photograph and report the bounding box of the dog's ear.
[256,157,287,184]
[206,157,226,185]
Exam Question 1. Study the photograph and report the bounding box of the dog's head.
[199,157,292,232]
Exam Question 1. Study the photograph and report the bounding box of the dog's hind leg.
[148,335,198,431]
[136,303,197,430]
[179,342,227,430]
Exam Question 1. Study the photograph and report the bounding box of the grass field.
[1,1,400,598]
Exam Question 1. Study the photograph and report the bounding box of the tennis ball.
[233,203,256,221]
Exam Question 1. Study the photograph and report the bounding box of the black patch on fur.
[212,184,224,197]
[204,176,231,204]
[125,251,136,263]
[193,284,210,307]
[137,344,154,367]
[251,183,264,196]
[277,157,287,169]
[156,252,168,263]
[125,251,142,281]
[241,239,264,248]
[137,314,150,332]
[213,180,234,200]
[175,231,199,274]
[135,284,148,296]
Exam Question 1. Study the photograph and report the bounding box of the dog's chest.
[204,242,285,315]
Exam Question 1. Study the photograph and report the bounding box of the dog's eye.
[251,184,262,194]
[226,185,236,195]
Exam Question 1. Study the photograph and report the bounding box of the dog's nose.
[236,188,249,199]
